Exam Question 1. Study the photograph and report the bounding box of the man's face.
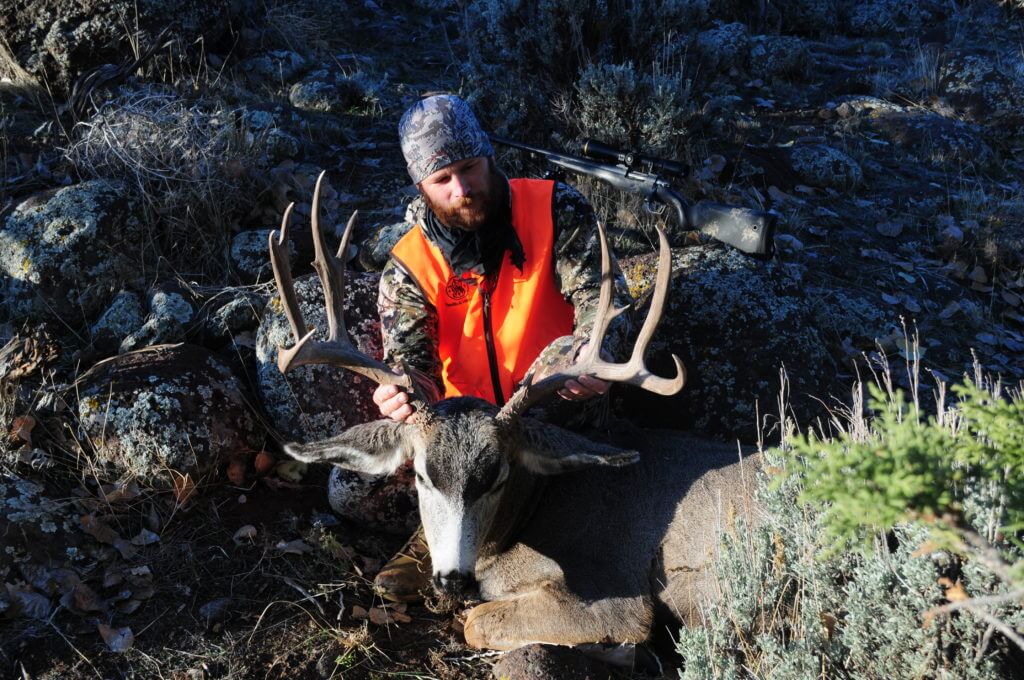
[418,156,498,232]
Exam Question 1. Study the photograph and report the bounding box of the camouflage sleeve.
[378,257,444,400]
[530,182,635,375]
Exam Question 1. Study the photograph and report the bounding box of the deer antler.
[268,171,413,390]
[496,221,685,421]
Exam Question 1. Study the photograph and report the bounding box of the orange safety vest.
[391,179,575,404]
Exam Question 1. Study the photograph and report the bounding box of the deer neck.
[477,463,546,559]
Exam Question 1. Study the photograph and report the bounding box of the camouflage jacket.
[378,181,633,401]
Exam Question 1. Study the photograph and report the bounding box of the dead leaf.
[276,539,313,555]
[820,612,838,639]
[881,293,900,305]
[6,584,52,619]
[97,623,134,652]
[233,525,258,543]
[130,529,160,546]
[61,582,105,613]
[969,265,988,284]
[1002,290,1021,307]
[939,577,969,602]
[351,605,369,620]
[9,415,35,445]
[226,459,247,485]
[80,515,121,545]
[115,599,143,615]
[170,471,196,505]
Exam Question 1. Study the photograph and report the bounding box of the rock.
[937,51,1024,133]
[119,315,186,353]
[695,22,750,75]
[239,50,308,85]
[256,272,381,441]
[749,35,809,80]
[491,644,612,680]
[358,221,415,271]
[149,285,195,325]
[232,229,286,283]
[202,291,267,346]
[977,203,1024,270]
[0,0,248,94]
[0,181,142,324]
[846,0,943,36]
[289,70,376,113]
[867,109,994,168]
[788,144,863,191]
[90,291,145,353]
[619,246,835,438]
[76,344,266,483]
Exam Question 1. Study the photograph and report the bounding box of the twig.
[926,587,1024,618]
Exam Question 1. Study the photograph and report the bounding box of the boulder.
[0,0,248,94]
[76,344,266,483]
[845,0,943,36]
[256,272,382,441]
[619,246,836,438]
[0,181,142,324]
[695,22,750,75]
[787,144,863,191]
[289,69,378,113]
[358,221,414,271]
[239,49,308,85]
[749,35,809,80]
[90,290,145,353]
[231,229,285,284]
[855,104,994,169]
[937,51,1024,134]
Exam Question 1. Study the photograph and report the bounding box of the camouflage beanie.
[399,95,494,184]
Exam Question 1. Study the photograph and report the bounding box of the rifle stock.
[491,134,775,257]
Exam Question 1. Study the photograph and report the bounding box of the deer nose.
[433,571,478,600]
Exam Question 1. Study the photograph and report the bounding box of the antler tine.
[268,202,308,342]
[497,220,685,422]
[311,171,347,342]
[267,171,412,390]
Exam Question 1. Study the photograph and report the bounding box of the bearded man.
[329,94,632,602]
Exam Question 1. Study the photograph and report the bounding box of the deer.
[267,172,760,651]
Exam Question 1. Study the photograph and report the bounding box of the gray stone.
[204,292,266,345]
[695,22,750,74]
[91,291,145,352]
[289,77,368,113]
[619,246,835,438]
[846,0,940,36]
[788,144,863,191]
[76,344,265,483]
[937,51,1024,133]
[256,272,381,441]
[232,229,290,284]
[0,181,142,324]
[119,315,186,353]
[240,50,308,84]
[749,35,809,80]
[0,0,247,94]
[358,221,414,271]
[150,289,194,325]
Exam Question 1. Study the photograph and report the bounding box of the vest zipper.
[480,279,505,406]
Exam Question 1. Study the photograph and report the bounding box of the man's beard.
[423,164,504,232]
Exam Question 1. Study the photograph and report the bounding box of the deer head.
[271,172,684,599]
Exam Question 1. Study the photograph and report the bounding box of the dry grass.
[62,88,268,281]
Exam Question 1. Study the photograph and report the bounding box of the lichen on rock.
[76,344,266,483]
[256,272,381,441]
[0,181,142,324]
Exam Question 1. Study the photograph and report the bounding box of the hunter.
[332,94,632,602]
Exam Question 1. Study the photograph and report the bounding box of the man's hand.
[557,375,609,401]
[374,384,415,422]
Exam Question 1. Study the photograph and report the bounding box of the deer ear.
[284,420,416,475]
[513,418,639,475]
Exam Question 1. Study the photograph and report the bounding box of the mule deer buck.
[269,173,760,650]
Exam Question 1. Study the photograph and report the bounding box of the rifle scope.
[581,139,688,179]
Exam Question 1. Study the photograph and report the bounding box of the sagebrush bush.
[63,88,267,278]
[464,0,702,154]
[677,380,1023,679]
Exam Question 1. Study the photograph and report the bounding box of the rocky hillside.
[1,0,1022,678]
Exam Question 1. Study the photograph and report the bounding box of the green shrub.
[677,381,1023,678]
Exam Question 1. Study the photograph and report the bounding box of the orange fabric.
[391,179,575,404]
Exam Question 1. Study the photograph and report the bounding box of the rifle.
[490,135,775,257]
